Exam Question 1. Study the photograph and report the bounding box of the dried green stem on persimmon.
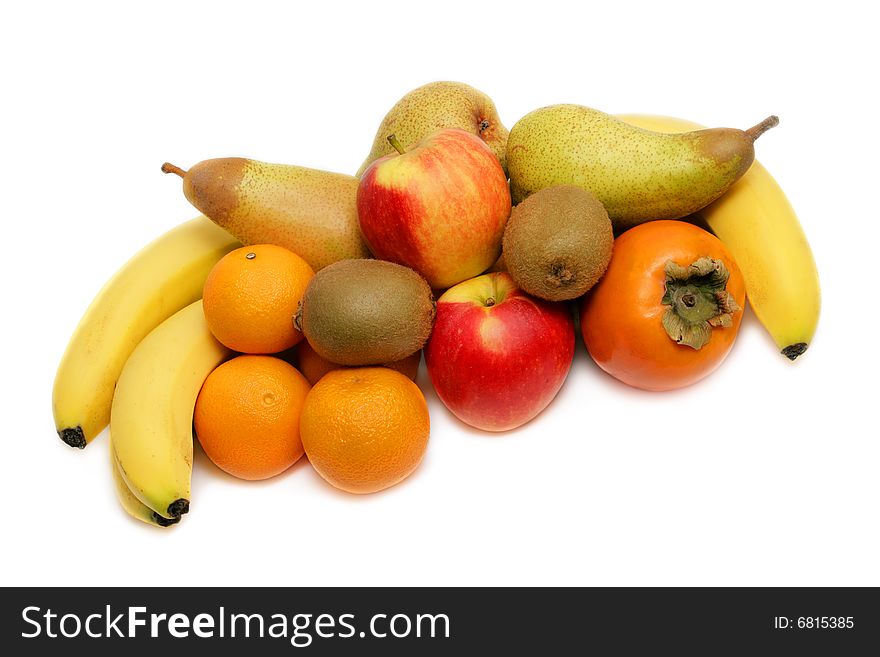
[661,257,740,350]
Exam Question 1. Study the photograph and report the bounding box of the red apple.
[424,272,575,431]
[357,128,511,289]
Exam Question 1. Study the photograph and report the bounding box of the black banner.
[1,587,877,654]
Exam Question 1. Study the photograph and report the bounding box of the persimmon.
[580,221,746,391]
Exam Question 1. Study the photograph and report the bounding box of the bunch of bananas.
[53,217,238,526]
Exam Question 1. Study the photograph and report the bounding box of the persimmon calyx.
[661,257,741,350]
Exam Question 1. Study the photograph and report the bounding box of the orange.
[203,244,314,354]
[194,355,311,480]
[300,367,430,494]
[297,340,421,386]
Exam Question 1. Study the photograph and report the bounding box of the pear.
[506,104,778,231]
[356,81,509,177]
[162,159,370,271]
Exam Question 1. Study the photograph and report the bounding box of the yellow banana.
[53,216,239,448]
[110,300,231,519]
[618,114,820,360]
[109,434,179,528]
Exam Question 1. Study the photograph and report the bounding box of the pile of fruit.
[52,82,820,528]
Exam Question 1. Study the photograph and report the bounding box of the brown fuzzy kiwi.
[502,185,613,301]
[295,259,435,366]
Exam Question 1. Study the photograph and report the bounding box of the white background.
[2,0,877,587]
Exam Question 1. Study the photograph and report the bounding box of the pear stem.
[161,162,187,177]
[745,116,779,141]
[387,134,407,155]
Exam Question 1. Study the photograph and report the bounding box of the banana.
[618,114,820,360]
[111,300,231,519]
[53,216,239,448]
[109,434,179,528]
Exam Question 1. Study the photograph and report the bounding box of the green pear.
[356,81,509,177]
[507,104,778,231]
[162,159,370,271]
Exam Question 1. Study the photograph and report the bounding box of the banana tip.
[152,512,182,528]
[167,498,190,518]
[781,343,808,361]
[58,426,86,449]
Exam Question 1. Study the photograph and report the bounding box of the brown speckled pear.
[356,81,509,177]
[162,159,370,272]
[506,104,778,231]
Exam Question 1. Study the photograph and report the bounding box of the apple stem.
[485,297,496,307]
[161,162,188,177]
[387,134,407,155]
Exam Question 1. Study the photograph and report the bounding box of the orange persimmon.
[580,221,746,391]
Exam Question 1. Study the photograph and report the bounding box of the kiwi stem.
[161,162,187,177]
[387,134,407,155]
[745,116,779,141]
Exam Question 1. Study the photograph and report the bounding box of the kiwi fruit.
[295,259,435,365]
[502,185,613,301]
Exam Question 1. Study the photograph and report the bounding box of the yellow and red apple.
[424,272,575,431]
[357,128,511,290]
